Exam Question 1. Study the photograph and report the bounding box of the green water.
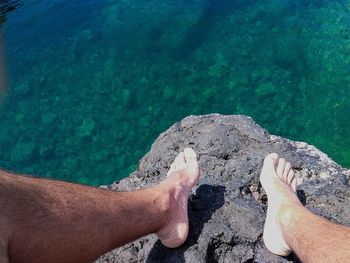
[1,0,350,186]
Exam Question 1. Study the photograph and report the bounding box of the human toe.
[184,148,197,163]
[184,148,200,184]
[287,169,295,185]
[283,162,291,181]
[291,177,297,192]
[168,152,186,174]
[263,153,279,168]
[276,158,286,179]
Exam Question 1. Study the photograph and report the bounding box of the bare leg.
[260,153,350,263]
[0,241,8,263]
[0,148,200,263]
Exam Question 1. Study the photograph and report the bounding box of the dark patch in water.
[0,0,21,25]
[172,0,255,59]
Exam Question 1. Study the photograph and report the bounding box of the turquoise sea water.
[0,0,349,186]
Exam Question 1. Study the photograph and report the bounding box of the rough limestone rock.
[96,114,350,263]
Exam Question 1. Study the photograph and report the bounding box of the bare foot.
[156,148,201,248]
[260,153,301,256]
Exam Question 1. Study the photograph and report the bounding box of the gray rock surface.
[96,114,350,263]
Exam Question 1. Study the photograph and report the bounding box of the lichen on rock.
[96,114,350,263]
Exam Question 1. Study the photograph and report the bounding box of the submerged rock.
[96,114,350,263]
[11,141,36,162]
[76,118,95,137]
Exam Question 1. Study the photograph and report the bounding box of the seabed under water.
[0,0,349,185]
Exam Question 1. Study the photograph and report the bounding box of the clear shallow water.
[1,0,350,186]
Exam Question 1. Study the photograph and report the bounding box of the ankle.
[277,202,303,239]
[278,204,295,225]
[152,186,172,233]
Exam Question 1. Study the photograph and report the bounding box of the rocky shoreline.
[96,114,350,263]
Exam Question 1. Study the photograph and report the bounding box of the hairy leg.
[0,148,200,263]
[0,241,8,263]
[281,201,350,262]
[261,153,350,263]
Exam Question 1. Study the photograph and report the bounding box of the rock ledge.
[97,114,350,263]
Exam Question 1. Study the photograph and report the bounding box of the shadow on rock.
[146,184,225,262]
[297,190,306,205]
